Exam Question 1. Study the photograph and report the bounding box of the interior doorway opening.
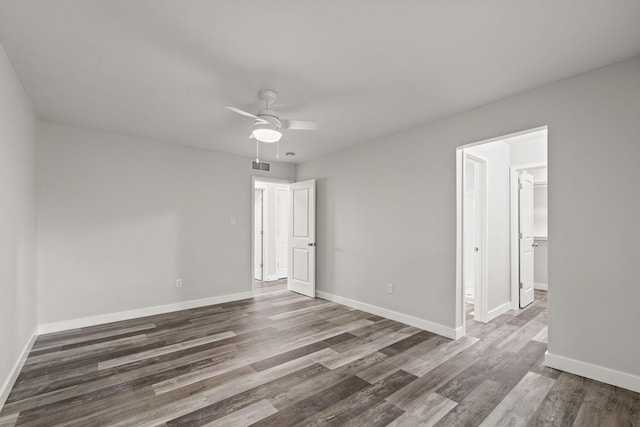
[252,178,291,289]
[456,126,548,336]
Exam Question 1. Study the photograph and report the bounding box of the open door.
[287,179,316,297]
[254,189,264,281]
[519,171,535,307]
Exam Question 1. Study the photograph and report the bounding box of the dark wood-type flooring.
[1,282,639,426]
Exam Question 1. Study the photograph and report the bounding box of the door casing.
[251,177,293,290]
[455,125,548,338]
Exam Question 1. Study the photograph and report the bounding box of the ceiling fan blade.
[225,106,269,125]
[282,119,319,130]
[225,106,259,119]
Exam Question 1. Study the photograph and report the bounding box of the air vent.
[252,161,270,171]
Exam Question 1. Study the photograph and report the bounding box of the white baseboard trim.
[37,291,255,335]
[317,291,462,340]
[545,351,640,393]
[534,282,548,291]
[487,301,512,322]
[1,331,37,411]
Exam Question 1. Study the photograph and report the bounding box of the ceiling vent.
[252,161,270,171]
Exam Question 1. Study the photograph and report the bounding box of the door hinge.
[519,183,523,190]
[260,263,263,268]
[519,282,523,289]
[519,232,523,239]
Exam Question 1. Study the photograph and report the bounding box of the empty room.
[1,1,639,426]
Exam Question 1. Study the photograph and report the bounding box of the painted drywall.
[37,123,295,324]
[509,131,548,166]
[297,55,640,379]
[0,42,37,402]
[534,240,549,287]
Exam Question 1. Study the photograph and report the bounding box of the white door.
[253,189,264,281]
[276,187,289,279]
[519,171,535,308]
[288,179,316,297]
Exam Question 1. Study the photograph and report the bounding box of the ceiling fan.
[225,90,318,160]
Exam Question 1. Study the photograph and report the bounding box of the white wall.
[509,130,548,166]
[466,142,511,313]
[37,123,295,325]
[0,42,37,404]
[297,55,640,382]
[534,241,548,286]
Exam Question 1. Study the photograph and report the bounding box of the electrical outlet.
[387,283,394,294]
[176,279,183,288]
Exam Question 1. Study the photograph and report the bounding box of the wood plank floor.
[1,282,639,426]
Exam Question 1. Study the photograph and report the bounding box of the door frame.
[455,125,548,337]
[462,152,489,323]
[276,187,290,279]
[251,177,293,291]
[254,188,264,281]
[509,162,547,309]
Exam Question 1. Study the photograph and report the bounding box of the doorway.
[252,179,291,289]
[456,126,548,335]
[510,164,548,309]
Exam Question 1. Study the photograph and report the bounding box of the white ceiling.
[1,1,639,163]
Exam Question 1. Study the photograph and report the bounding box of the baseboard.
[37,291,255,335]
[534,282,548,291]
[0,331,37,411]
[487,301,511,322]
[316,291,462,340]
[545,351,640,393]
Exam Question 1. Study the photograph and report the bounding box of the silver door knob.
[532,243,539,247]
[474,247,479,252]
[308,243,316,247]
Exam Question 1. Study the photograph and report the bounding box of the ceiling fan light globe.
[252,123,282,143]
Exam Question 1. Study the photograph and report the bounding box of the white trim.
[455,149,465,336]
[252,177,294,292]
[486,301,512,322]
[0,331,37,410]
[459,126,548,151]
[545,351,640,394]
[37,292,254,335]
[534,282,548,291]
[317,291,463,340]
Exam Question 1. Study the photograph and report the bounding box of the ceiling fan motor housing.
[256,109,281,128]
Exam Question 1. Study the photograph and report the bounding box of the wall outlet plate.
[387,283,394,294]
[176,279,183,288]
